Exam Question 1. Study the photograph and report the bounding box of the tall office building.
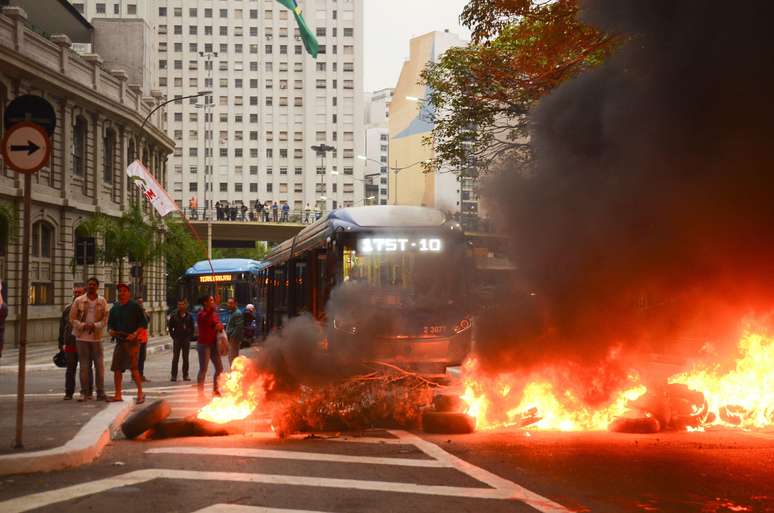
[363,87,393,205]
[71,0,365,214]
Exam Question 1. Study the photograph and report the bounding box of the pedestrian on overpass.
[281,201,290,222]
[271,201,279,222]
[59,286,93,400]
[196,295,224,398]
[304,203,311,224]
[70,277,108,402]
[168,298,194,381]
[225,298,244,367]
[107,283,147,403]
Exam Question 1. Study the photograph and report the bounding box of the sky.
[363,0,472,92]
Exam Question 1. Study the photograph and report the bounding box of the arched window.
[72,116,87,176]
[103,127,116,184]
[30,221,55,305]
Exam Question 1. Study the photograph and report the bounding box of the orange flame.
[460,356,645,431]
[197,356,272,424]
[461,328,774,432]
[669,330,774,429]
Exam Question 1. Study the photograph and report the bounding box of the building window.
[189,183,198,192]
[266,183,273,193]
[72,116,87,177]
[219,183,228,192]
[30,221,55,305]
[96,3,106,14]
[103,128,115,184]
[250,183,258,192]
[235,183,243,192]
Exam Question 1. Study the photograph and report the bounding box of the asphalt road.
[1,347,773,513]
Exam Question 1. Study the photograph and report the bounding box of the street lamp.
[140,90,212,133]
[311,144,335,212]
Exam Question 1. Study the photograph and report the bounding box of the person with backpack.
[59,287,92,399]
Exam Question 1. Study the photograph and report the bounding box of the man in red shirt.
[196,295,224,398]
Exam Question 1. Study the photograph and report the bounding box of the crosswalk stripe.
[0,468,512,513]
[146,447,449,468]
[192,505,337,513]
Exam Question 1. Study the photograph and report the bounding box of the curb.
[0,400,133,476]
[0,341,174,373]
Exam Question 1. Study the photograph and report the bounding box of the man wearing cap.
[70,277,109,401]
[107,284,147,403]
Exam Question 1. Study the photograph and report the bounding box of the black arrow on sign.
[10,141,40,156]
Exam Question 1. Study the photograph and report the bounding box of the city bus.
[257,206,473,372]
[178,258,267,330]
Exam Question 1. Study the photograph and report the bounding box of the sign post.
[1,95,55,449]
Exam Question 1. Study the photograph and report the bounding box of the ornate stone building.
[0,6,174,345]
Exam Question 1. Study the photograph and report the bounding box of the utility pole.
[311,144,335,213]
[199,51,218,220]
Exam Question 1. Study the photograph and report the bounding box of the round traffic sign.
[1,122,51,174]
[4,95,56,137]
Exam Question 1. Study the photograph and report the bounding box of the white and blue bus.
[258,206,473,372]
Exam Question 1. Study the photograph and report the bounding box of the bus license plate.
[423,325,446,335]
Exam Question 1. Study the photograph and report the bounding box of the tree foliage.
[420,0,618,173]
[212,242,268,261]
[80,206,205,301]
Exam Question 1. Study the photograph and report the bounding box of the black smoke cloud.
[476,0,774,373]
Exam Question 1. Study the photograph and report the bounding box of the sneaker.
[96,394,108,401]
[170,377,177,382]
[78,395,93,402]
[141,376,151,383]
[183,376,191,381]
[63,395,73,400]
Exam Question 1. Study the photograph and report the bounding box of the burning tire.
[422,411,475,434]
[121,399,171,439]
[432,394,463,413]
[609,416,661,434]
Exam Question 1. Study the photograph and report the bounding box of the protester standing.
[281,202,290,222]
[136,297,151,382]
[69,277,108,401]
[225,298,244,367]
[0,279,7,361]
[58,287,93,400]
[196,295,224,398]
[107,284,147,403]
[168,299,194,381]
[243,304,256,346]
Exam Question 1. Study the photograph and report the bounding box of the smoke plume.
[476,0,774,373]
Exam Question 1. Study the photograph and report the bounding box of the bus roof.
[266,206,458,264]
[184,258,266,276]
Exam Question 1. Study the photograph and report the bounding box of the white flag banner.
[126,159,178,217]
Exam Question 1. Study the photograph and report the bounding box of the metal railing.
[181,207,326,225]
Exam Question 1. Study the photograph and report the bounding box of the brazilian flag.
[276,0,319,58]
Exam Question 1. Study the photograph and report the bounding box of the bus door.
[313,250,327,320]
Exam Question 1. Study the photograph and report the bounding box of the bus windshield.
[343,240,465,310]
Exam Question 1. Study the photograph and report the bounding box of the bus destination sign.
[358,237,442,253]
[198,274,233,283]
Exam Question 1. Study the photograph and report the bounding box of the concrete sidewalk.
[0,395,133,475]
[0,336,174,373]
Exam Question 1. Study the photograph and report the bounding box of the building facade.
[363,87,392,204]
[0,6,173,345]
[388,31,474,214]
[72,0,365,216]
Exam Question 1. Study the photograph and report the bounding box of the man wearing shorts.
[107,284,147,403]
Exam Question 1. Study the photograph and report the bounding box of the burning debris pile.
[270,364,437,437]
[461,329,774,433]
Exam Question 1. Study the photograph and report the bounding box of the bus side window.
[295,261,309,313]
[315,252,326,319]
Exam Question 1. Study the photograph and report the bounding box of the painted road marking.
[192,505,336,513]
[146,447,448,468]
[391,430,572,513]
[0,468,513,513]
